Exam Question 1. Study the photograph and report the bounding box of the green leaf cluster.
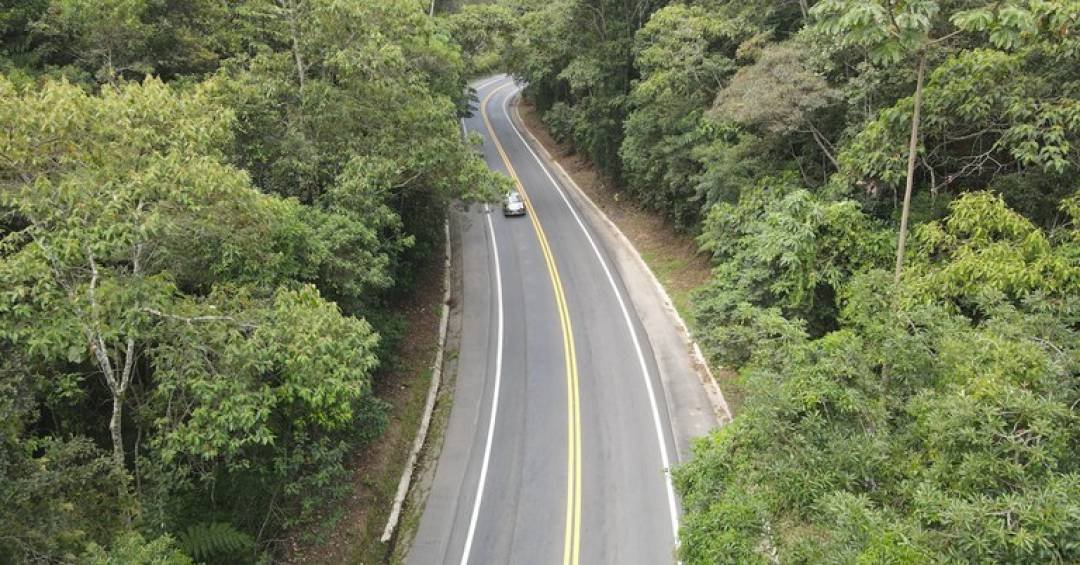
[175,522,254,563]
[442,3,517,75]
[681,194,1080,562]
[82,532,193,565]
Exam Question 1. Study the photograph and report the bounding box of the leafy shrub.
[176,522,254,564]
[83,532,193,565]
[0,436,129,562]
[692,180,891,367]
[544,102,577,146]
[679,195,1080,563]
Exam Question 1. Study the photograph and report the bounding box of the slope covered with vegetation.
[0,1,502,562]
[484,0,1080,561]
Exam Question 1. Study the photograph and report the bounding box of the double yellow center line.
[480,83,582,565]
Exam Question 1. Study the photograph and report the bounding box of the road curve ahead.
[407,75,714,565]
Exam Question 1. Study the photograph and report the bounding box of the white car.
[503,191,526,216]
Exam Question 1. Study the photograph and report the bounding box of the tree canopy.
[0,1,502,561]
[3,0,1078,560]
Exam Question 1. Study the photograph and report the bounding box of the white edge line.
[459,203,504,565]
[499,88,681,542]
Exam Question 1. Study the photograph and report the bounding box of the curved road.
[407,75,716,565]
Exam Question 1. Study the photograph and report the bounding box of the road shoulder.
[392,205,469,563]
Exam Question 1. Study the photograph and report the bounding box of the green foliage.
[713,41,836,139]
[505,0,574,112]
[175,522,254,563]
[83,532,193,565]
[3,0,1077,561]
[0,0,498,561]
[508,0,668,176]
[209,0,499,205]
[0,436,130,562]
[12,0,234,84]
[150,286,380,465]
[812,0,942,65]
[682,192,1080,562]
[690,129,772,209]
[906,192,1079,306]
[693,178,892,367]
[443,3,517,75]
[33,0,156,81]
[619,4,740,225]
[838,44,1080,202]
[713,40,842,184]
[206,0,504,308]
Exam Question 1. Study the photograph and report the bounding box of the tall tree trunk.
[86,250,139,506]
[893,53,926,286]
[86,252,127,476]
[91,333,130,502]
[281,0,306,89]
[109,392,125,471]
[806,122,840,170]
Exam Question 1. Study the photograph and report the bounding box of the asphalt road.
[407,75,715,565]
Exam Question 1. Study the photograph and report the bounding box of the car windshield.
[507,192,522,203]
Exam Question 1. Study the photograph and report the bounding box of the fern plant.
[176,522,254,564]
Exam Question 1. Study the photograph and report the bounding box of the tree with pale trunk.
[812,0,1067,285]
[0,77,379,495]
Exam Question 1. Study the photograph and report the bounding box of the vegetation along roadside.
[2,0,1078,563]
[283,225,447,563]
[0,1,503,562]
[463,0,1080,562]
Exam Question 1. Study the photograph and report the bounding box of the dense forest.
[468,0,1080,562]
[0,1,502,562]
[3,0,1078,562]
